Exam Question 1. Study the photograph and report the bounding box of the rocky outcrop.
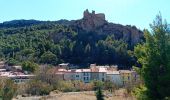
[71,9,143,47]
[74,9,107,32]
[101,23,143,47]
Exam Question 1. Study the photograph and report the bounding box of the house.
[65,68,92,83]
[48,68,67,80]
[81,69,91,83]
[58,63,69,69]
[53,64,140,86]
[119,70,133,86]
[63,68,91,83]
[106,71,122,86]
[90,64,107,82]
[73,69,82,81]
[10,74,35,83]
[108,65,118,71]
[97,68,107,81]
[90,66,100,81]
[64,70,75,80]
[131,70,141,84]
[0,71,35,83]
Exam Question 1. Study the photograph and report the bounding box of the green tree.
[40,51,57,65]
[96,88,104,100]
[93,80,104,90]
[7,58,18,66]
[22,61,39,73]
[134,14,170,99]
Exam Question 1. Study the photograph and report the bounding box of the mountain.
[70,9,143,48]
[0,10,144,68]
[0,19,44,28]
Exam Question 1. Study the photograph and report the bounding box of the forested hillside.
[0,10,144,68]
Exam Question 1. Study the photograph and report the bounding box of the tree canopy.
[134,14,170,99]
[0,22,136,68]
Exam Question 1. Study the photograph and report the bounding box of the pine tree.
[134,13,170,99]
[96,88,104,100]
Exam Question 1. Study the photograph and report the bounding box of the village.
[0,61,140,87]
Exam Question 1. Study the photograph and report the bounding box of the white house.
[58,63,69,69]
[73,69,82,81]
[65,69,91,83]
[0,71,35,83]
[9,74,35,83]
[54,64,140,86]
[90,64,107,82]
[98,68,107,81]
[81,69,91,83]
[106,71,123,86]
[64,70,75,80]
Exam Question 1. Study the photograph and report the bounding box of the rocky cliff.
[71,9,143,48]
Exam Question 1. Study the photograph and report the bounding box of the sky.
[0,0,170,29]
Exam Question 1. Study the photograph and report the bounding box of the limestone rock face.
[101,24,143,47]
[78,9,107,32]
[70,9,144,47]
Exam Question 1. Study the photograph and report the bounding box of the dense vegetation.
[134,14,170,99]
[0,21,134,68]
[0,78,17,100]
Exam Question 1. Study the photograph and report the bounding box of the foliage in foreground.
[96,88,105,100]
[0,78,17,100]
[132,85,148,100]
[26,80,53,95]
[134,14,170,99]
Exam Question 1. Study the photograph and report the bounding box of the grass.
[14,89,136,100]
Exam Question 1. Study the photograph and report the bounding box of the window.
[128,76,130,80]
[102,78,104,81]
[84,77,89,81]
[76,75,79,77]
[84,72,88,75]
[123,81,125,85]
[102,73,105,76]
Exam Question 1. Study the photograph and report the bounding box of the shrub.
[92,80,104,90]
[58,81,75,92]
[132,85,148,100]
[96,88,104,100]
[0,78,17,100]
[26,80,53,95]
[22,61,39,73]
[104,81,116,93]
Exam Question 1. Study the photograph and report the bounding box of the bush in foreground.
[26,80,53,95]
[0,78,17,100]
[96,88,104,100]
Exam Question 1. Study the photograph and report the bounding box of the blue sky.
[0,0,169,29]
